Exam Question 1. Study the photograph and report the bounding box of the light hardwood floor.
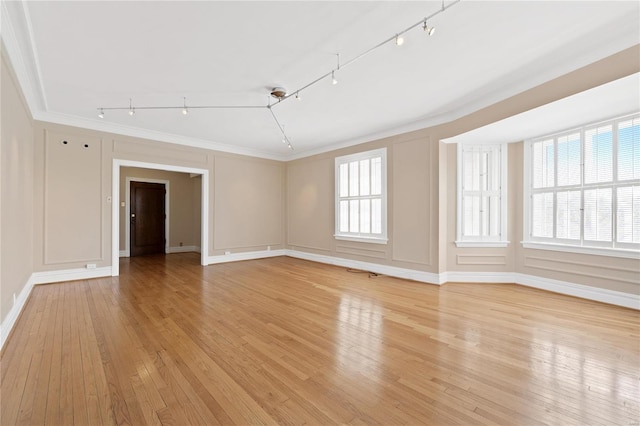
[1,253,638,425]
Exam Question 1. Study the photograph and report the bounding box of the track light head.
[182,108,188,115]
[332,71,338,85]
[129,108,135,116]
[423,21,435,35]
[182,97,189,115]
[98,109,104,119]
[395,34,404,46]
[295,91,302,101]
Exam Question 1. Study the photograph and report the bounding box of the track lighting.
[95,0,460,151]
[182,97,188,115]
[423,20,436,35]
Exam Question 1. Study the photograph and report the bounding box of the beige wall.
[30,124,286,272]
[119,167,201,251]
[1,49,35,324]
[287,45,640,296]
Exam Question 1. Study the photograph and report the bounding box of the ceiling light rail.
[95,0,460,150]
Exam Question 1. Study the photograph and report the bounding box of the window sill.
[521,241,640,259]
[334,235,388,245]
[455,241,510,248]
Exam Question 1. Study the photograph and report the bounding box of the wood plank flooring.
[2,253,639,425]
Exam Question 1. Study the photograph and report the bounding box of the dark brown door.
[130,181,166,257]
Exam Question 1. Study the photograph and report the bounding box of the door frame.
[112,159,209,276]
[124,177,170,257]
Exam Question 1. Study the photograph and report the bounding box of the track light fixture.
[96,0,461,150]
[423,20,436,35]
[182,97,189,115]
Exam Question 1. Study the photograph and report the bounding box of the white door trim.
[112,160,209,275]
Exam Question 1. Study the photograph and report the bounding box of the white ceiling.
[3,1,639,160]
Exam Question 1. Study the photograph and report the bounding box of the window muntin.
[456,144,508,246]
[335,148,387,243]
[526,113,640,253]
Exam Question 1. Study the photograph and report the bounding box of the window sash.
[335,148,387,242]
[526,113,640,252]
[458,144,507,244]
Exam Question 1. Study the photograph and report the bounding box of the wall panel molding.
[524,256,638,285]
[456,254,507,265]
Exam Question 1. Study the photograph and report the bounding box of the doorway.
[130,181,166,256]
[112,159,210,277]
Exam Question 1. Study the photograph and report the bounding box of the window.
[524,113,640,257]
[456,143,508,247]
[335,148,387,243]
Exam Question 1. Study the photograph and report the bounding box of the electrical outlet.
[180,242,183,247]
[225,251,231,255]
[267,246,271,251]
[86,263,97,269]
[13,293,16,305]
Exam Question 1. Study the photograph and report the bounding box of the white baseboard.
[119,250,129,257]
[207,249,286,265]
[442,271,515,284]
[513,273,639,310]
[285,249,442,285]
[31,266,113,285]
[0,275,34,351]
[167,245,201,254]
[437,270,638,309]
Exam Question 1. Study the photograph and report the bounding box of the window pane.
[463,149,479,191]
[371,157,382,195]
[349,199,359,232]
[584,125,613,184]
[556,191,581,240]
[360,199,371,234]
[349,161,359,196]
[371,198,382,234]
[463,195,480,237]
[557,133,581,186]
[617,186,640,243]
[532,192,554,238]
[584,188,612,242]
[533,140,554,188]
[339,200,349,233]
[339,163,349,197]
[618,118,640,181]
[487,195,500,237]
[486,149,500,191]
[359,159,370,196]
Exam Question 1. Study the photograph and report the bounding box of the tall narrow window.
[524,113,640,256]
[456,143,508,247]
[335,148,387,243]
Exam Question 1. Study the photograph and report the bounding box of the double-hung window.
[524,113,640,257]
[456,143,508,247]
[335,148,387,243]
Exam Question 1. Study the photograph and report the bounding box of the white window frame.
[455,143,509,248]
[334,148,388,244]
[523,113,640,259]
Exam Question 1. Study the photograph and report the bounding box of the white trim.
[334,235,388,245]
[0,275,35,351]
[514,273,639,310]
[285,249,443,285]
[31,267,112,285]
[442,271,515,283]
[454,241,510,248]
[207,249,285,265]
[124,177,170,257]
[521,241,639,259]
[167,245,201,254]
[334,148,388,242]
[112,159,209,276]
[119,250,129,257]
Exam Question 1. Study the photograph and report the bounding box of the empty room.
[1,1,639,424]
